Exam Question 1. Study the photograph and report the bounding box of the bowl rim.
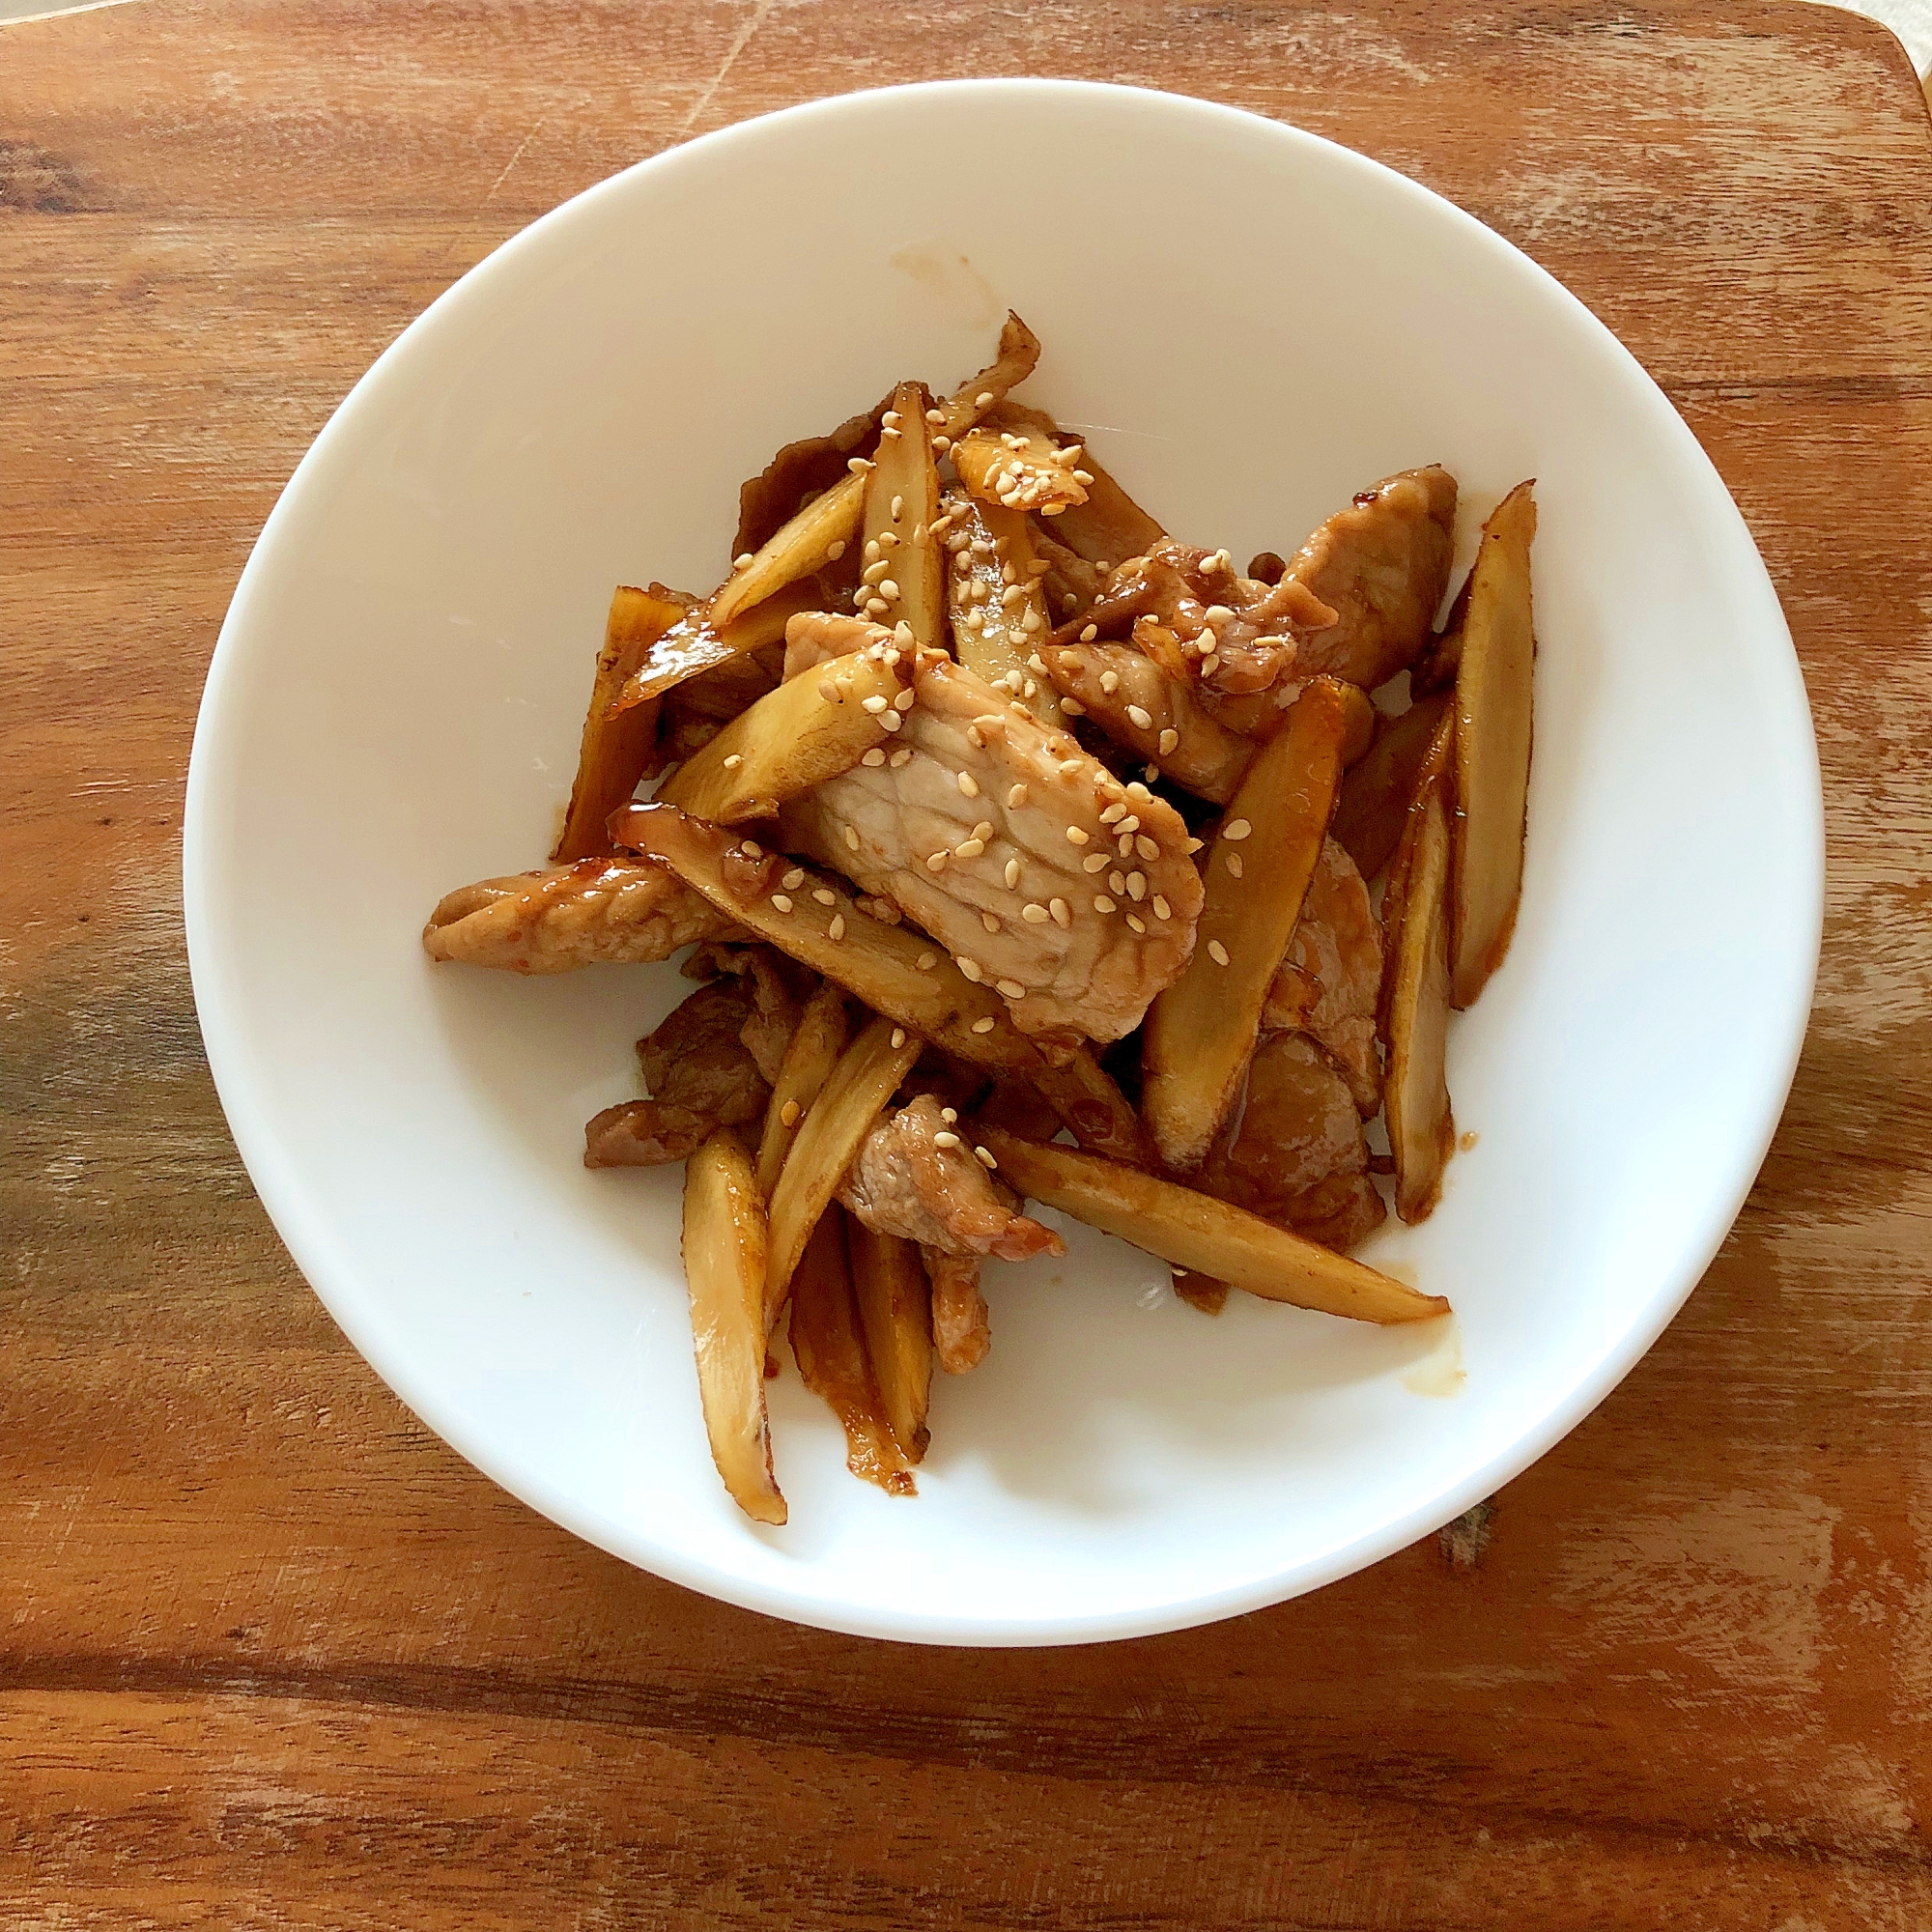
[183,76,1825,1645]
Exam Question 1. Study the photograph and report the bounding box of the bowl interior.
[185,81,1820,1643]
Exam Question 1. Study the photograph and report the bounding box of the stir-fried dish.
[423,316,1536,1522]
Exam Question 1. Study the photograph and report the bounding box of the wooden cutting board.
[5,3,1931,1924]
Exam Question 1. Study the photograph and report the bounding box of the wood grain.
[5,3,1932,1925]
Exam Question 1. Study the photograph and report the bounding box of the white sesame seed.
[917,951,937,970]
[890,747,912,767]
[958,772,980,799]
[865,540,882,561]
[1099,670,1120,695]
[1094,895,1116,913]
[844,826,861,852]
[974,1145,998,1169]
[957,957,982,981]
[721,753,743,770]
[779,1099,802,1128]
[1118,834,1134,857]
[1099,804,1125,825]
[971,1016,997,1034]
[1158,728,1179,755]
[881,710,901,731]
[1187,837,1206,854]
[1208,940,1231,965]
[1110,870,1126,895]
[879,580,900,601]
[862,747,886,767]
[926,851,949,873]
[925,408,945,425]
[818,679,839,701]
[1118,815,1140,836]
[1082,853,1110,874]
[879,531,900,550]
[893,688,916,711]
[1200,652,1220,675]
[1021,902,1049,923]
[1080,624,1098,642]
[1153,895,1171,920]
[980,910,1000,931]
[976,391,996,408]
[1136,836,1159,862]
[848,457,872,473]
[1023,678,1038,697]
[1227,852,1244,879]
[932,436,951,454]
[1128,873,1148,901]
[996,980,1025,1000]
[966,726,983,749]
[809,888,835,906]
[895,621,916,647]
[1066,826,1090,845]
[1125,704,1153,730]
[880,425,902,441]
[862,694,889,714]
[827,540,846,560]
[1223,818,1252,841]
[956,838,986,859]
[771,894,792,912]
[891,1027,906,1049]
[934,1130,962,1151]
[891,496,904,523]
[1126,914,1146,933]
[1006,785,1030,812]
[1060,697,1087,716]
[821,914,842,942]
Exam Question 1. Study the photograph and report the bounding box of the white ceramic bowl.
[185,80,1821,1644]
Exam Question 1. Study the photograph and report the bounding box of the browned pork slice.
[837,1094,1064,1262]
[682,941,810,1082]
[583,979,772,1167]
[1261,838,1382,1114]
[423,856,738,974]
[1198,1033,1386,1252]
[1058,542,1338,739]
[779,652,1205,1041]
[1288,467,1458,690]
[923,1248,992,1373]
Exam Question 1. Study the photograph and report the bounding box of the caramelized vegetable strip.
[952,421,1090,518]
[681,1131,785,1523]
[713,317,1043,634]
[1377,711,1457,1034]
[944,494,1065,724]
[924,1249,991,1373]
[788,1212,916,1494]
[1142,678,1366,1173]
[993,403,1165,565]
[932,312,1042,441]
[847,1219,933,1458]
[554,586,685,861]
[859,381,944,646]
[1038,639,1254,804]
[1027,1052,1157,1170]
[978,1129,1448,1325]
[754,981,850,1198]
[658,644,910,824]
[1451,480,1537,1007]
[1385,780,1456,1223]
[1331,690,1454,880]
[765,1014,923,1323]
[610,579,823,717]
[711,473,867,631]
[615,804,1142,1153]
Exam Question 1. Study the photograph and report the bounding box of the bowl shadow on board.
[424,934,1452,1523]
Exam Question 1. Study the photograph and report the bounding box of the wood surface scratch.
[2,1,1930,1926]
